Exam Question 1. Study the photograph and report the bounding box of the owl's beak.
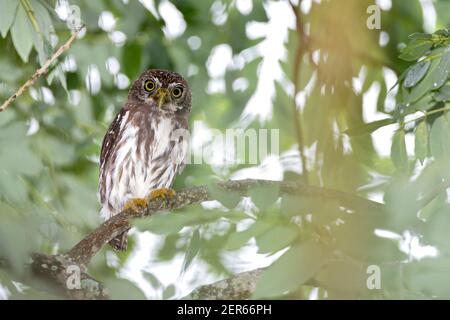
[155,88,169,109]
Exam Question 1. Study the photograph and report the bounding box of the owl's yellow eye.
[171,86,183,98]
[144,80,155,92]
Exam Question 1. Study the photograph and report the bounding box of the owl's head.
[128,69,191,113]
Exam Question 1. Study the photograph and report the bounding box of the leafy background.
[0,0,449,299]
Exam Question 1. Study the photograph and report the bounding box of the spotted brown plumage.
[99,69,191,250]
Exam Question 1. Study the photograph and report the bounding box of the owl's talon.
[147,188,176,208]
[123,198,148,212]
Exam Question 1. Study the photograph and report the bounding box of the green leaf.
[29,0,53,37]
[403,61,431,88]
[104,278,146,300]
[248,184,279,210]
[404,258,450,298]
[255,225,299,254]
[427,47,450,91]
[207,185,241,209]
[224,220,272,250]
[33,135,75,167]
[0,215,34,273]
[399,39,432,61]
[424,205,450,253]
[344,118,395,136]
[410,93,434,111]
[434,85,450,101]
[10,3,34,62]
[414,121,428,163]
[435,3,450,26]
[377,80,388,112]
[181,228,201,273]
[143,271,162,289]
[0,171,27,203]
[122,41,143,80]
[409,33,432,40]
[430,114,450,159]
[133,209,228,235]
[403,48,448,104]
[133,212,190,235]
[252,241,329,298]
[391,129,408,170]
[0,0,19,37]
[315,260,367,295]
[163,284,176,300]
[29,0,54,65]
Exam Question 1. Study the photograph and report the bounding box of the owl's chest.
[115,115,176,168]
[110,115,182,199]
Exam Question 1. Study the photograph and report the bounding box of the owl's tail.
[109,231,128,251]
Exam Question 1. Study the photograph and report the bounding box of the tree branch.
[0,25,85,112]
[289,1,309,184]
[30,253,109,300]
[183,267,321,300]
[26,179,384,299]
[184,269,264,300]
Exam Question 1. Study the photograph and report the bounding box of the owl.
[99,69,191,250]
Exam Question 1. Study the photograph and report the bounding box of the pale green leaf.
[414,121,428,163]
[430,114,450,159]
[252,241,329,298]
[248,184,279,210]
[163,284,176,300]
[399,39,432,61]
[181,228,201,273]
[224,220,272,250]
[104,278,146,300]
[255,225,299,254]
[0,0,19,37]
[434,85,450,101]
[391,129,408,170]
[427,47,450,91]
[403,61,431,88]
[344,118,395,136]
[11,4,34,62]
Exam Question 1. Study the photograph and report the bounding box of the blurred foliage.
[0,0,449,300]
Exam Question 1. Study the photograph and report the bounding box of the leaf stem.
[20,0,41,34]
[290,0,309,184]
[404,103,450,125]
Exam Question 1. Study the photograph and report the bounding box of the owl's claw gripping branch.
[147,188,176,208]
[123,198,148,211]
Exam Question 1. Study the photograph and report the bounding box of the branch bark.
[26,179,384,299]
[184,269,265,300]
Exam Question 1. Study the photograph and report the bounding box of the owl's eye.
[171,86,183,98]
[144,80,156,92]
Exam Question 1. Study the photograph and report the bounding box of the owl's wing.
[174,117,189,176]
[99,107,129,204]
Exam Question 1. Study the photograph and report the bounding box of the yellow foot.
[147,188,176,208]
[123,198,147,211]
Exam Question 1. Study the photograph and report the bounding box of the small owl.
[99,69,191,250]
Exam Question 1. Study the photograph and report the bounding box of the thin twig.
[0,25,85,112]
